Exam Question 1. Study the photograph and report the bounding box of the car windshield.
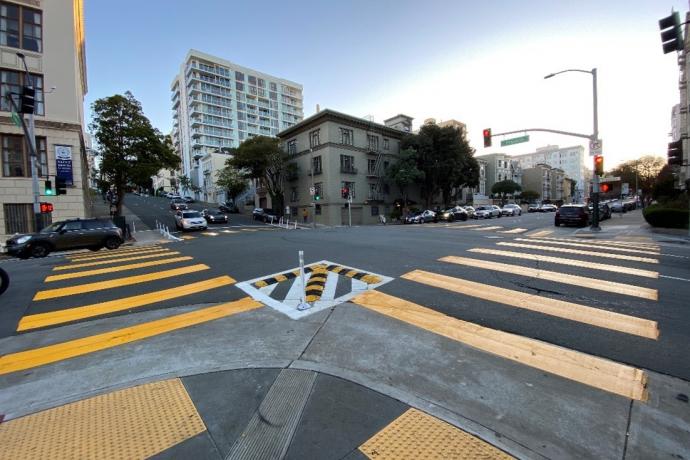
[182,212,201,218]
[40,222,63,234]
[476,206,489,211]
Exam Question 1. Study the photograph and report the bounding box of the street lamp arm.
[544,68,593,79]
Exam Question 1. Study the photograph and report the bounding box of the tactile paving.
[359,408,513,459]
[0,378,206,459]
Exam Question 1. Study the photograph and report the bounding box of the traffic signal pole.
[590,68,601,231]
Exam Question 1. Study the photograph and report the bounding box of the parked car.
[415,210,437,223]
[174,210,208,231]
[164,192,174,199]
[588,202,611,220]
[501,204,522,216]
[253,208,278,223]
[527,203,541,213]
[183,196,195,203]
[440,206,468,222]
[474,205,501,219]
[539,204,558,212]
[170,199,188,211]
[219,201,240,213]
[4,218,123,259]
[202,209,228,224]
[403,212,421,224]
[463,206,476,218]
[555,204,591,227]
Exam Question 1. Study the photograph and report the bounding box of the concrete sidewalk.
[573,209,690,242]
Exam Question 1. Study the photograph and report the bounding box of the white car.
[174,210,208,231]
[501,204,522,216]
[474,205,501,219]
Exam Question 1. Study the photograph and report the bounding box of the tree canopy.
[491,180,522,205]
[400,123,479,207]
[607,155,665,199]
[386,148,424,205]
[520,189,540,203]
[215,161,248,203]
[90,92,179,215]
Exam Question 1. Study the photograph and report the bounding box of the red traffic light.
[483,128,492,148]
[341,187,349,199]
[599,183,611,193]
[39,202,53,213]
[594,155,604,176]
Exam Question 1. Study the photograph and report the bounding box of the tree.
[177,175,192,195]
[386,148,424,211]
[90,92,179,215]
[229,136,287,214]
[520,189,540,203]
[401,124,479,207]
[491,180,522,205]
[652,165,678,200]
[608,155,665,201]
[215,162,248,203]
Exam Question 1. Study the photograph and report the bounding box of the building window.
[371,206,379,216]
[383,138,389,150]
[290,187,298,202]
[235,81,244,91]
[248,75,257,86]
[2,135,24,177]
[269,91,277,101]
[341,181,355,199]
[367,159,376,175]
[314,182,323,198]
[312,155,322,174]
[367,134,379,151]
[340,155,356,174]
[0,69,44,115]
[3,203,33,234]
[309,129,320,148]
[269,82,277,91]
[340,128,353,145]
[0,3,41,52]
[257,78,265,88]
[36,137,47,176]
[235,71,244,81]
[287,139,297,155]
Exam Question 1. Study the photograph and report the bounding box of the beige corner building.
[0,0,88,243]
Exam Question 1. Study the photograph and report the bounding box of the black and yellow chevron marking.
[326,264,382,284]
[305,265,329,302]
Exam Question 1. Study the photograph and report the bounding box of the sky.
[84,0,686,168]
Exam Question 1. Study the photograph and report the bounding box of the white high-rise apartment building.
[512,145,587,201]
[171,50,303,197]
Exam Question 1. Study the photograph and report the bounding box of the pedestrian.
[302,208,308,223]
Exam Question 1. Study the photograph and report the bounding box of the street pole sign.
[589,139,602,156]
[500,135,530,147]
[621,183,629,195]
[309,187,315,196]
[600,176,621,182]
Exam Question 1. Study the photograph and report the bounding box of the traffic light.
[594,155,604,176]
[314,193,320,201]
[659,11,684,54]
[483,128,492,148]
[599,183,611,193]
[20,86,35,114]
[39,202,53,213]
[55,177,67,195]
[44,180,54,196]
[341,187,349,199]
[668,140,683,166]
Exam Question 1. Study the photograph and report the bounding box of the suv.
[555,204,591,227]
[4,218,124,259]
[170,199,188,211]
[253,208,278,223]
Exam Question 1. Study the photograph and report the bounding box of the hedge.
[643,205,689,229]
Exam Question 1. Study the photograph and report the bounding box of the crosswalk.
[401,221,548,236]
[174,226,278,240]
[353,235,663,401]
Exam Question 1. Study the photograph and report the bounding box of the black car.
[253,208,278,223]
[555,204,591,227]
[219,201,239,213]
[439,206,468,222]
[202,209,228,224]
[170,199,188,211]
[4,218,124,259]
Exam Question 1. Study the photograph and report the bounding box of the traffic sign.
[309,187,315,196]
[589,139,602,156]
[501,135,529,147]
[621,183,629,195]
[600,176,621,182]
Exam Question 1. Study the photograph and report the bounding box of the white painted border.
[235,260,393,320]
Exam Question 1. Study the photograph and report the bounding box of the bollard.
[297,250,311,311]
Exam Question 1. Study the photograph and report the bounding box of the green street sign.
[501,135,530,147]
[11,111,22,128]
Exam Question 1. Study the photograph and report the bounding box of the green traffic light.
[315,195,320,201]
[46,189,54,195]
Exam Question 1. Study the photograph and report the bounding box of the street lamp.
[544,68,600,231]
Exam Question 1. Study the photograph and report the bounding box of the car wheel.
[104,237,121,250]
[30,243,50,258]
[0,267,9,296]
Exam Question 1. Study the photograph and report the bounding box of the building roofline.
[383,113,413,123]
[278,108,409,139]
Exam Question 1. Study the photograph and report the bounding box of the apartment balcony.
[366,169,379,178]
[367,192,384,202]
[191,129,202,138]
[340,167,358,175]
[190,117,202,127]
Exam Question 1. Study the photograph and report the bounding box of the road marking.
[468,248,659,279]
[516,238,659,256]
[528,230,553,238]
[473,226,503,231]
[241,228,258,232]
[659,274,690,282]
[305,265,328,302]
[222,230,239,234]
[534,236,660,251]
[53,251,183,270]
[180,235,196,240]
[201,232,219,236]
[68,246,163,260]
[2,297,261,375]
[440,256,658,300]
[33,264,210,301]
[68,247,171,262]
[499,228,528,234]
[402,270,659,339]
[352,290,647,400]
[496,242,659,264]
[452,224,484,229]
[44,256,194,282]
[18,276,236,331]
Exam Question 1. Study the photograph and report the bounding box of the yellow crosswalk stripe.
[473,226,503,231]
[528,236,659,251]
[53,251,183,270]
[467,248,659,279]
[44,256,194,282]
[528,230,553,238]
[440,256,658,300]
[498,228,528,234]
[180,235,196,240]
[33,264,210,301]
[352,290,647,400]
[496,242,659,264]
[515,238,659,255]
[451,224,484,229]
[402,269,659,339]
[2,297,262,375]
[68,246,162,260]
[68,247,171,262]
[18,276,236,331]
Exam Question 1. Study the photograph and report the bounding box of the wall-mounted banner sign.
[55,145,73,186]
